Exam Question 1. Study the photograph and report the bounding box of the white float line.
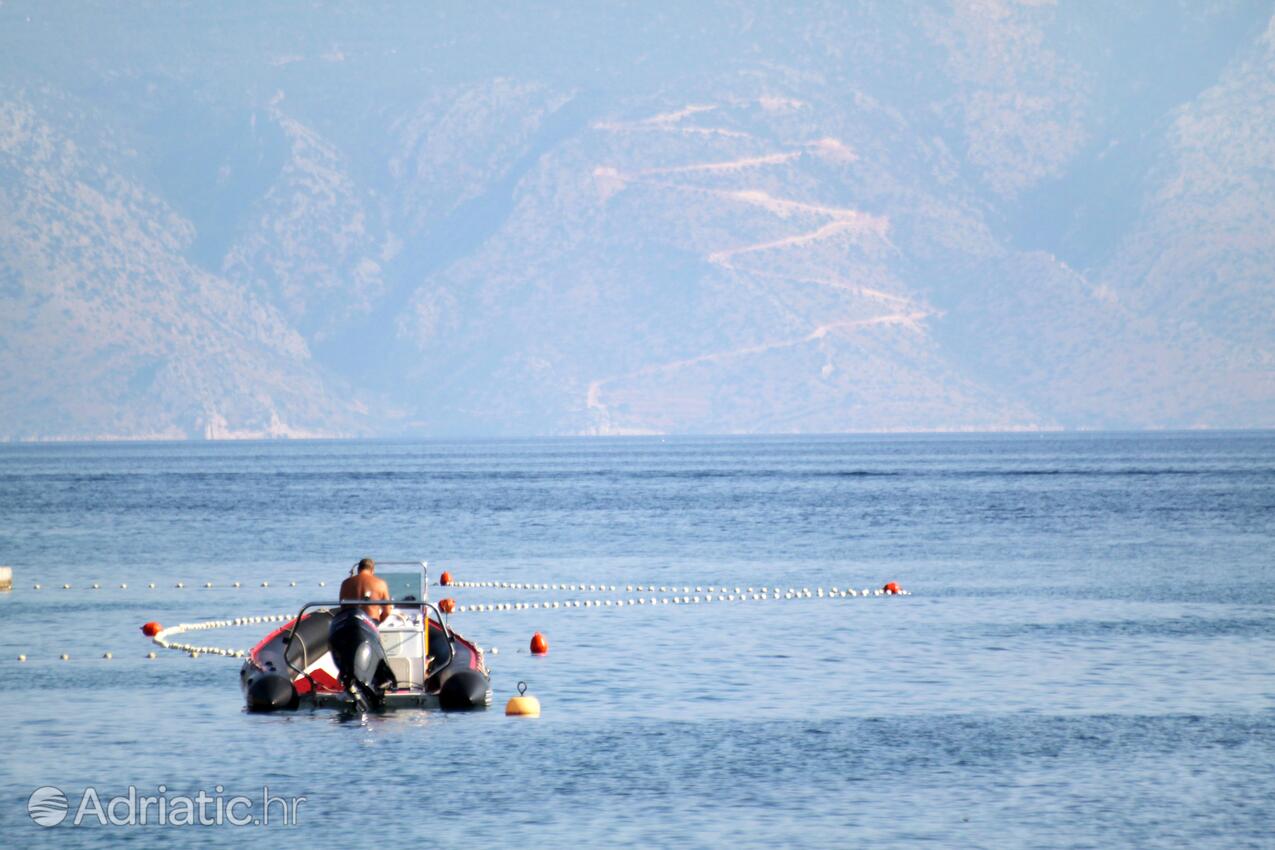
[451,581,662,591]
[35,579,820,594]
[445,582,903,595]
[46,580,687,593]
[451,587,908,614]
[450,581,633,591]
[33,580,326,591]
[133,584,908,658]
[18,614,287,662]
[19,653,129,662]
[151,613,298,658]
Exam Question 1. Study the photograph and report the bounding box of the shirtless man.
[339,557,393,624]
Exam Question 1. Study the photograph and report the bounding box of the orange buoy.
[529,632,549,655]
[439,597,456,614]
[883,581,901,595]
[140,621,162,637]
[440,571,453,586]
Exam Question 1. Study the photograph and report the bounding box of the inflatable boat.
[240,562,491,713]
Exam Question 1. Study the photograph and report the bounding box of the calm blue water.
[0,433,1272,848]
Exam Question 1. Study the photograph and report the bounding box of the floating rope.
[33,580,327,591]
[141,583,907,659]
[151,613,296,658]
[34,579,903,594]
[14,577,906,661]
[451,586,907,613]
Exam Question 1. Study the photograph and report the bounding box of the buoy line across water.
[29,580,324,591]
[447,586,908,614]
[127,582,907,660]
[16,583,910,660]
[148,614,299,658]
[27,580,908,595]
[13,614,297,662]
[6,580,910,661]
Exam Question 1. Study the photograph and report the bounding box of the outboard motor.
[328,608,397,711]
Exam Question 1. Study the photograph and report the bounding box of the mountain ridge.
[1,2,1271,439]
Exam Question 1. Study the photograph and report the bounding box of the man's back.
[339,571,392,622]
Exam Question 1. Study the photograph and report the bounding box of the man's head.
[356,557,375,573]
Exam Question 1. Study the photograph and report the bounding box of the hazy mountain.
[1,1,1271,438]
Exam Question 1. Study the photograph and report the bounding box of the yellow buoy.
[505,681,540,717]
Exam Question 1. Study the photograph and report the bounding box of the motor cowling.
[328,608,397,710]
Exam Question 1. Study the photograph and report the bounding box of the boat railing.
[282,597,455,695]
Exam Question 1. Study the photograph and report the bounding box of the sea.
[0,433,1272,849]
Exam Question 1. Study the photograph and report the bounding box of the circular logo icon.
[28,786,68,827]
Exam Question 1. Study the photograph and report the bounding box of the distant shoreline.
[3,426,1272,446]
